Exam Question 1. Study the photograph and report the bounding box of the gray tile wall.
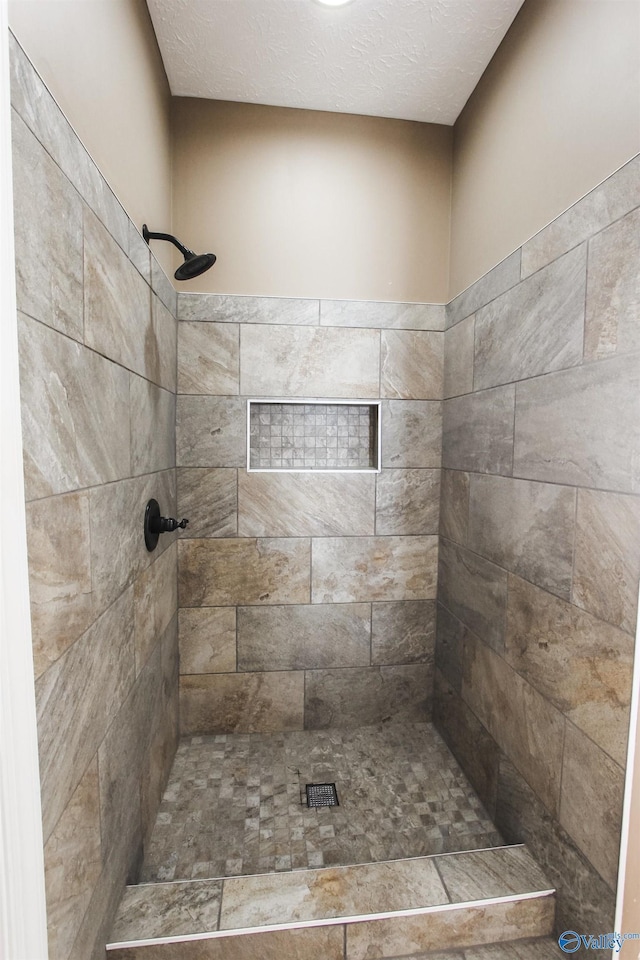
[11,35,179,960]
[435,154,640,942]
[176,294,444,734]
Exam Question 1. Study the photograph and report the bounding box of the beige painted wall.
[8,0,173,272]
[450,0,640,299]
[172,98,452,302]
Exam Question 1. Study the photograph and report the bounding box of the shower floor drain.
[306,783,339,808]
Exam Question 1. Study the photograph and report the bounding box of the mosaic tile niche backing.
[249,402,379,471]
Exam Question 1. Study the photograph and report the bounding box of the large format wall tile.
[305,664,432,728]
[180,672,305,734]
[435,605,470,693]
[237,603,371,670]
[176,396,246,467]
[380,400,442,467]
[240,324,380,397]
[375,469,440,535]
[462,637,564,816]
[439,470,469,544]
[473,245,586,390]
[447,250,521,327]
[26,491,93,680]
[321,299,445,330]
[178,321,240,395]
[312,536,437,603]
[134,543,178,676]
[438,540,507,652]
[442,385,515,475]
[521,156,640,278]
[12,111,84,341]
[584,207,640,361]
[380,330,443,399]
[559,723,625,890]
[84,208,153,379]
[130,375,176,476]
[150,255,177,317]
[444,315,474,398]
[177,468,238,538]
[513,354,640,492]
[573,488,640,635]
[151,295,178,394]
[179,607,237,674]
[178,293,319,325]
[467,475,576,600]
[239,471,376,537]
[19,313,130,500]
[36,588,136,842]
[505,575,633,766]
[371,600,435,665]
[179,538,311,606]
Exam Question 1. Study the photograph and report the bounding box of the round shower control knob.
[144,499,189,551]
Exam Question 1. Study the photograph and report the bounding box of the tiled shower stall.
[9,29,640,960]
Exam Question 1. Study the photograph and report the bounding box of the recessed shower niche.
[247,399,381,472]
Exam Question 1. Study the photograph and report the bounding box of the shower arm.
[142,225,196,261]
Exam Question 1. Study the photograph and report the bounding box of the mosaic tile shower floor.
[139,722,503,883]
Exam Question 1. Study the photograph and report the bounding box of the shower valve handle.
[144,499,188,551]
[154,516,189,533]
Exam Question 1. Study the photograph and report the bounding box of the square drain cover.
[306,783,339,808]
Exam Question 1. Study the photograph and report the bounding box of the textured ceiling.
[146,0,525,125]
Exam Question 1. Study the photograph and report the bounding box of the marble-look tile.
[440,470,469,544]
[380,330,443,399]
[474,246,585,391]
[376,469,440,536]
[346,896,554,959]
[36,587,136,842]
[150,254,177,317]
[43,759,101,960]
[467,475,576,600]
[433,670,499,815]
[180,671,305,735]
[84,208,153,378]
[305,665,432,728]
[26,491,93,679]
[11,111,83,340]
[178,321,240,395]
[464,940,563,959]
[442,385,515,476]
[90,470,176,615]
[438,540,507,652]
[560,722,625,889]
[18,312,130,499]
[134,543,178,675]
[371,600,436,665]
[177,468,237,538]
[179,538,311,606]
[381,400,442,468]
[176,396,246,468]
[239,471,376,537]
[573,489,640,635]
[128,220,151,283]
[178,293,319,325]
[521,156,640,278]
[179,607,237,674]
[321,300,445,330]
[506,575,633,765]
[435,846,551,902]
[585,207,640,361]
[444,315,474,398]
[462,636,565,816]
[130,375,176,476]
[240,325,380,398]
[434,606,469,693]
[221,858,447,929]
[237,603,371,670]
[312,536,438,603]
[495,755,617,942]
[447,251,522,327]
[151,294,178,393]
[513,354,640,493]
[108,925,344,960]
[111,881,223,942]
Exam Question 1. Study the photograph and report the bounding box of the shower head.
[142,225,216,281]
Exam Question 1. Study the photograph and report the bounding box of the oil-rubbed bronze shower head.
[142,225,216,280]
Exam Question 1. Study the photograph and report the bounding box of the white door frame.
[0,3,49,956]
